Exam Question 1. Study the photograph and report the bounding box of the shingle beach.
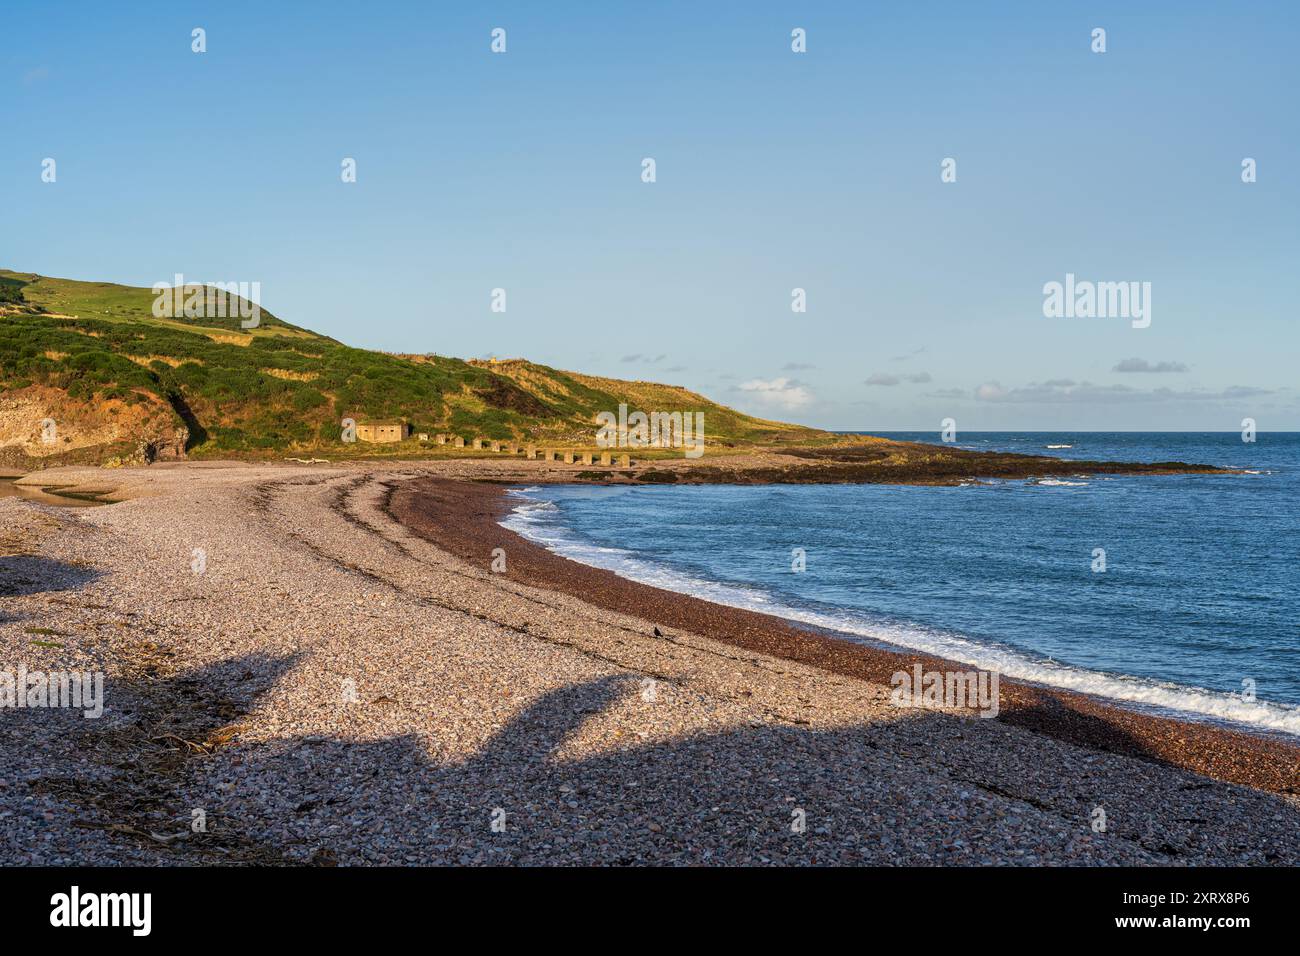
[2,460,1296,866]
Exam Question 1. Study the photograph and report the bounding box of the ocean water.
[502,433,1300,736]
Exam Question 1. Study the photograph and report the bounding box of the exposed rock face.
[138,426,190,464]
[0,385,185,468]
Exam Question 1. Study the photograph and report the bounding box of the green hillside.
[0,270,826,467]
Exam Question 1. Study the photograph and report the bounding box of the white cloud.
[973,380,1271,404]
[735,376,814,410]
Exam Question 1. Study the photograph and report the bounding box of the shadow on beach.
[21,656,1296,867]
[0,556,102,597]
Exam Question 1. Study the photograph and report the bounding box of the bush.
[292,388,328,411]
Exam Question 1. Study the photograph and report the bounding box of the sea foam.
[502,487,1300,736]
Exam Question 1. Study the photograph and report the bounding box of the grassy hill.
[0,269,827,467]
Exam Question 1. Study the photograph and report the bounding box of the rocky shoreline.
[6,434,1235,486]
[1,460,1295,866]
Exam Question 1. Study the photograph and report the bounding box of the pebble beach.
[2,460,1297,866]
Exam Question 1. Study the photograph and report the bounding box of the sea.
[501,432,1300,737]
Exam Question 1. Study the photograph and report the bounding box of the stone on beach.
[1,461,1295,867]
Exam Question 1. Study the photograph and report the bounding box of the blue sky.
[4,1,1297,429]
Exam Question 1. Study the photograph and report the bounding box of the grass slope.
[0,270,826,464]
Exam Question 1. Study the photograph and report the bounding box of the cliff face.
[0,384,186,470]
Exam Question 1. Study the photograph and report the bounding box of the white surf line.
[501,488,1300,737]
